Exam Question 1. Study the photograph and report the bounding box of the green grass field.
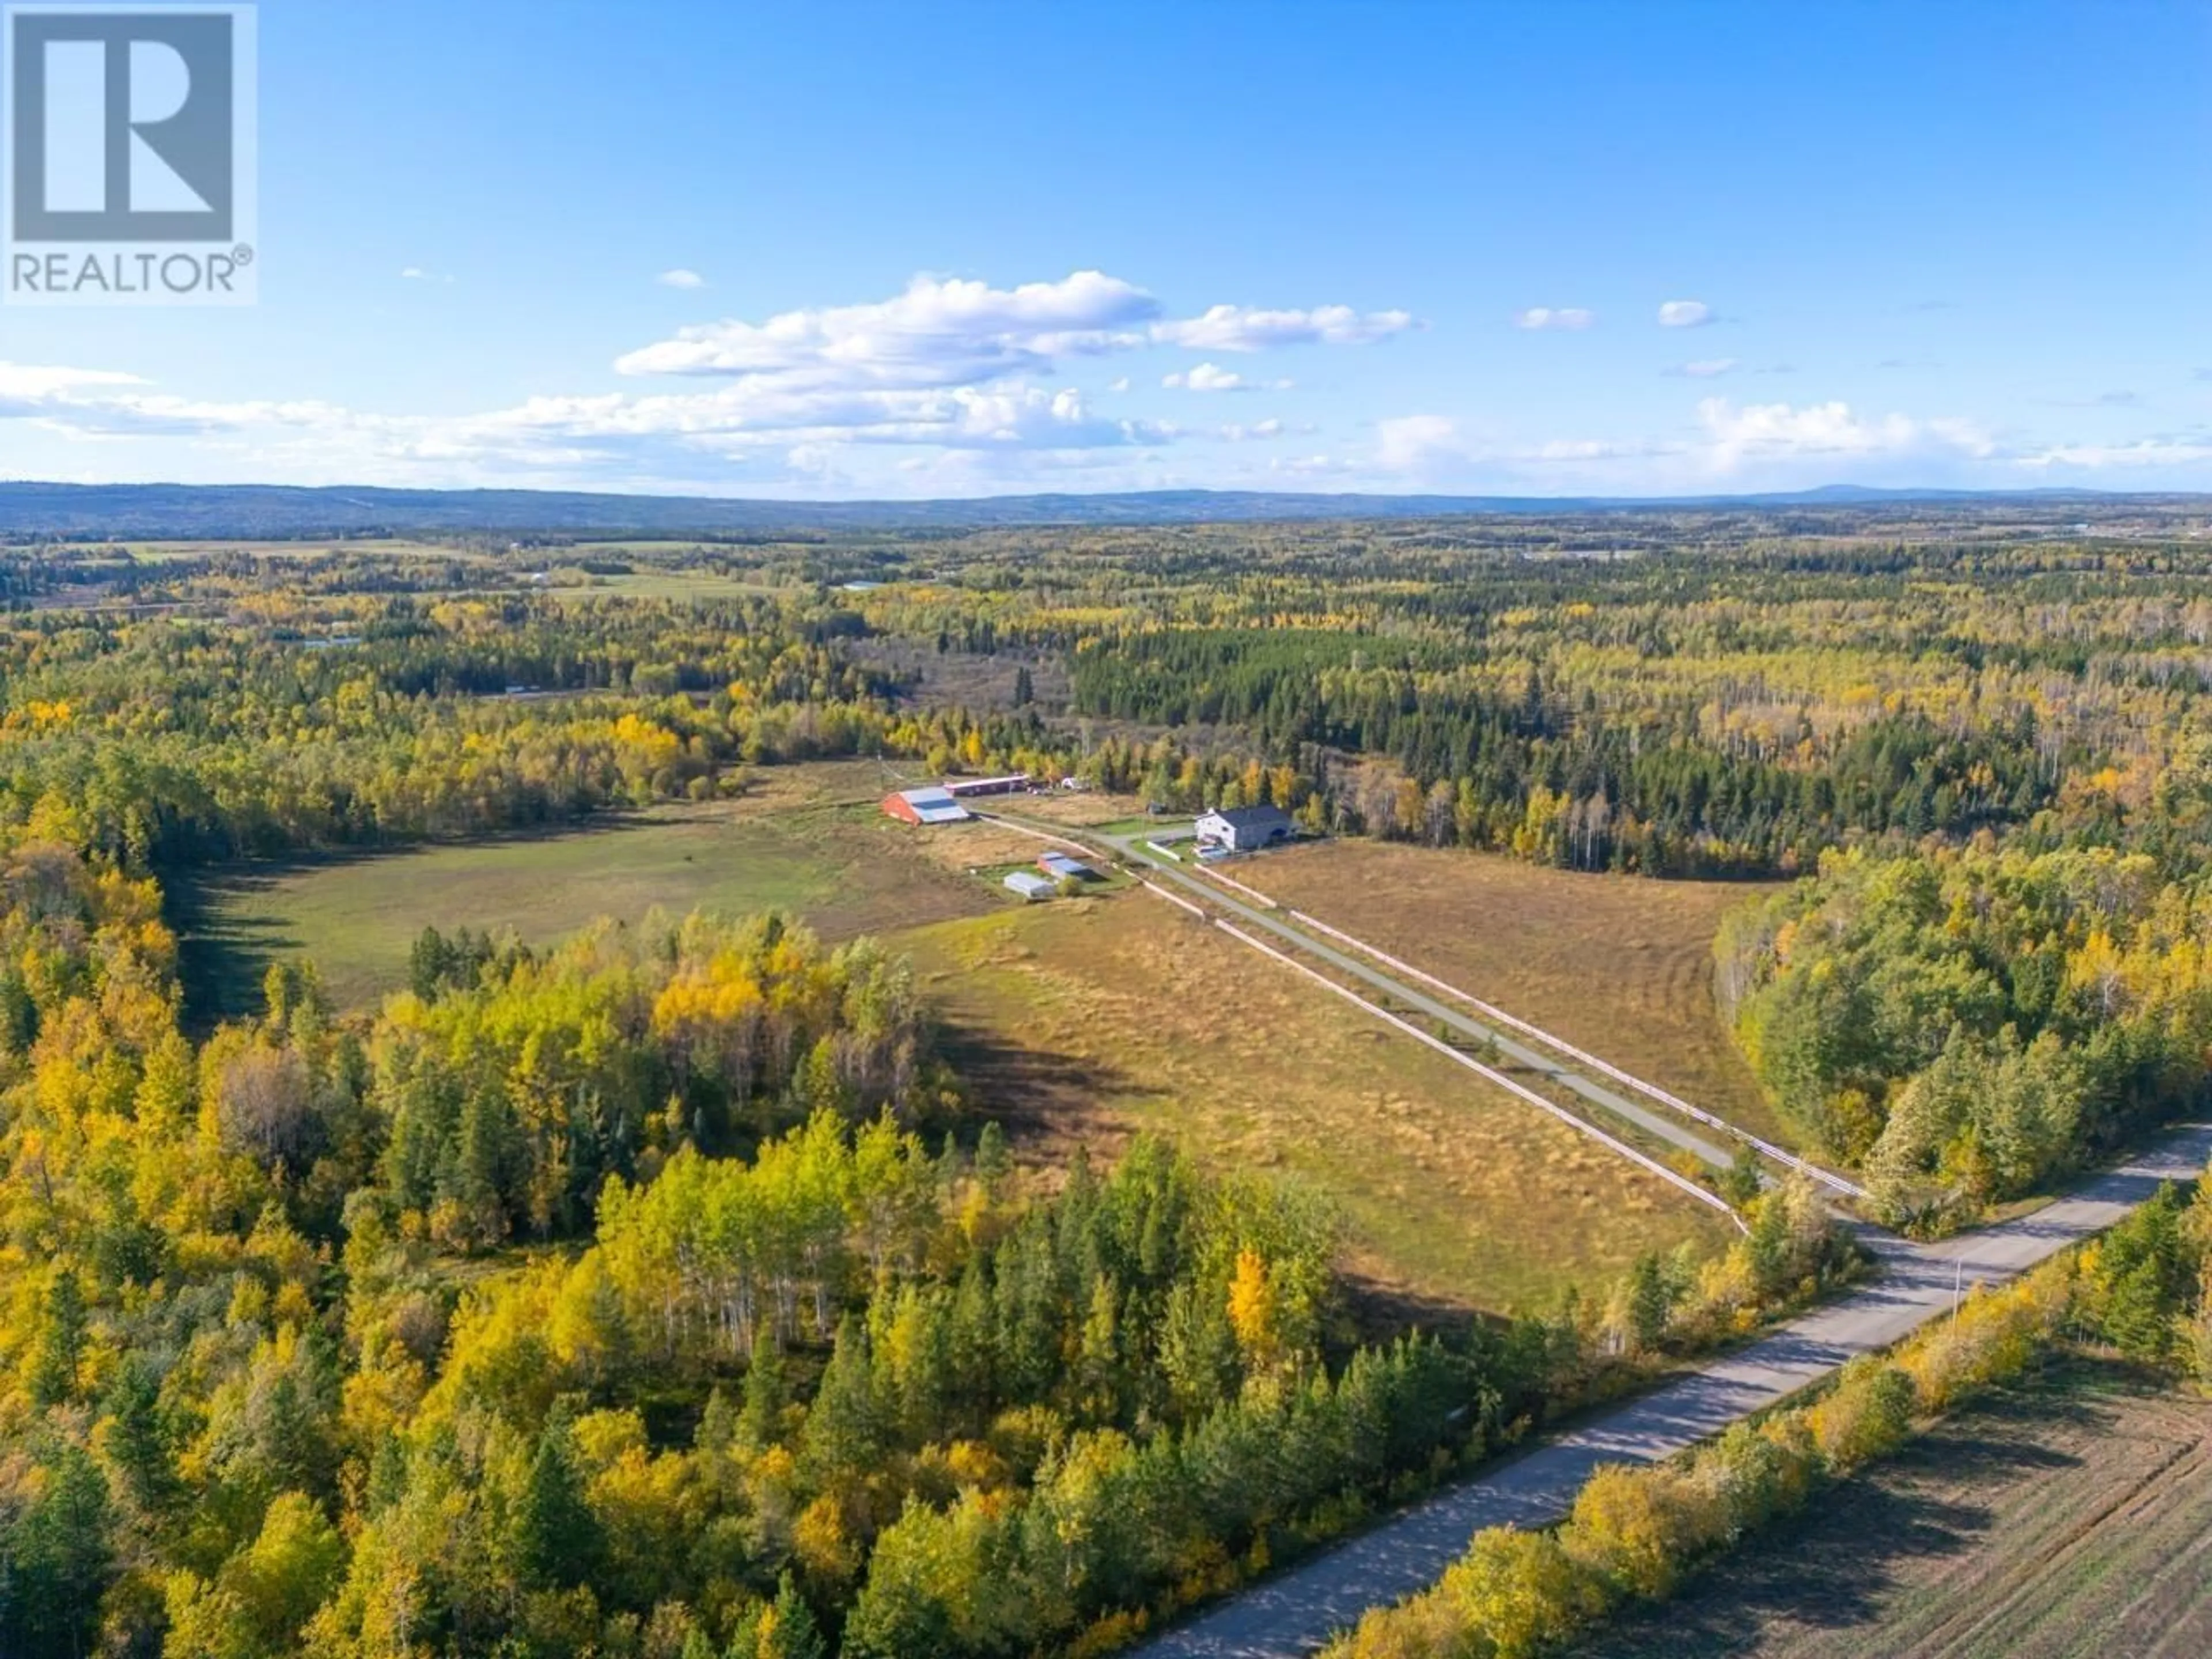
[1093,814,1195,838]
[176,763,1003,1018]
[901,893,1733,1317]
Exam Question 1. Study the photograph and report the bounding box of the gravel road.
[1130,1123,2212,1658]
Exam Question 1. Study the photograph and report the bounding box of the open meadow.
[176,760,1012,1017]
[177,771,1745,1313]
[1238,839,1796,1148]
[1570,1355,2212,1659]
[899,890,1734,1317]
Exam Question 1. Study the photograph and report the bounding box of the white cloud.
[1151,303,1414,352]
[1668,358,1739,378]
[32,265,2155,499]
[445,380,1171,457]
[0,271,1415,491]
[1658,299,1714,328]
[1514,306,1594,331]
[1162,362,1292,393]
[1375,415,1467,471]
[10,350,2200,495]
[0,362,149,400]
[1360,397,2012,491]
[1271,453,1357,478]
[1374,415,1676,478]
[618,270,1160,382]
[622,276,1413,386]
[400,267,454,285]
[1694,397,1993,471]
[0,353,1181,471]
[2016,437,2212,471]
[1218,419,1288,442]
[657,268,709,290]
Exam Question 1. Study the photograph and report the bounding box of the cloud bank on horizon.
[1,267,2202,499]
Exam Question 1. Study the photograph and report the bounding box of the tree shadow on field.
[1340,1275,1487,1346]
[930,1017,1142,1154]
[168,866,308,1030]
[1567,1387,2099,1658]
[165,814,677,1031]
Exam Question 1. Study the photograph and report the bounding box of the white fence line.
[1211,919,1747,1232]
[968,813,1096,855]
[1139,880,1208,919]
[1193,862,1279,908]
[1283,907,1867,1201]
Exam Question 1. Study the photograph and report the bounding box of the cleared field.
[118,539,479,563]
[1238,840,1796,1149]
[1572,1355,2212,1659]
[544,569,786,601]
[899,892,1733,1317]
[999,790,1157,830]
[178,762,1005,1018]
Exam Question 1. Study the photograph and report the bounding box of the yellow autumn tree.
[1226,1248,1281,1373]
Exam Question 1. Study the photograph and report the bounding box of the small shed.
[1004,871,1058,902]
[1038,851,1094,881]
[884,786,972,826]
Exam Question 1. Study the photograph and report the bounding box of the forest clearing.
[177,760,982,1016]
[1236,838,1795,1150]
[185,776,1740,1313]
[900,892,1736,1314]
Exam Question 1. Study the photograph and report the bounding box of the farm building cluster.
[881,774,1035,825]
[876,777,1104,904]
[1004,850,1099,902]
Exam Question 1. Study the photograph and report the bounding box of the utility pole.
[1952,1252,1965,1331]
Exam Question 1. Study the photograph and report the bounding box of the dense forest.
[2,503,2210,1654]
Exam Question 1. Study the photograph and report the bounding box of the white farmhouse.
[1194,804,1294,854]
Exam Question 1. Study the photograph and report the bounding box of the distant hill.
[0,479,2172,540]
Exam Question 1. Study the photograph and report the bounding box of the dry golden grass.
[896,891,1733,1317]
[1005,788,1155,829]
[907,817,1086,876]
[1238,840,1797,1149]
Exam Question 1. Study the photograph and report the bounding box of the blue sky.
[3,0,2207,498]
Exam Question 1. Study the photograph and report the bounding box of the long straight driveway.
[1085,827,1738,1169]
[1132,1122,2212,1658]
